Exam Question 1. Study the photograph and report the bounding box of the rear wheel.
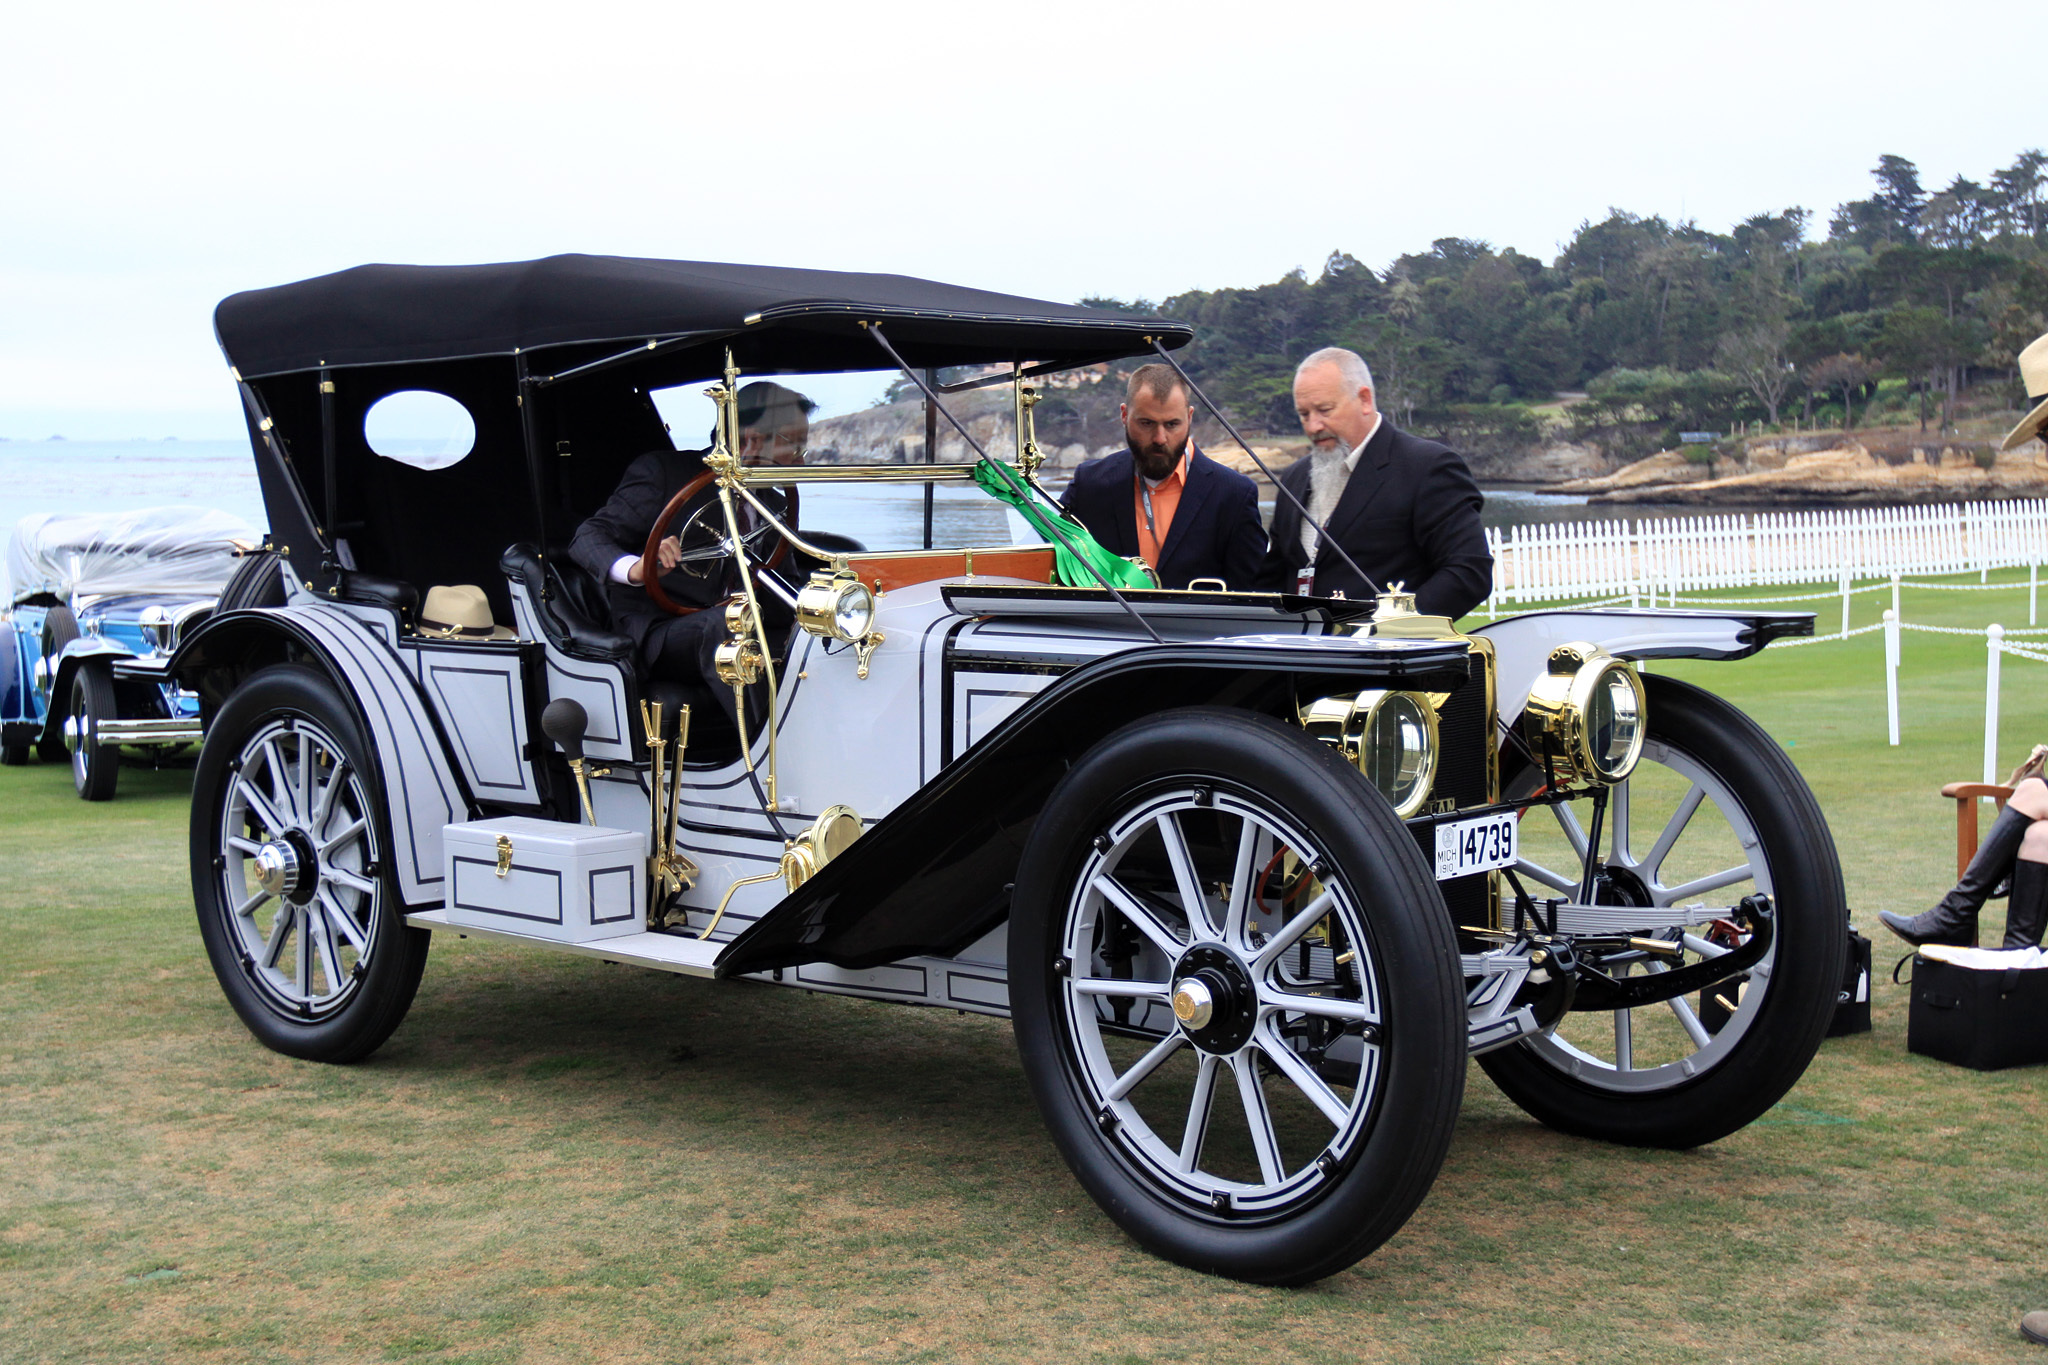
[190,664,429,1062]
[1011,708,1464,1285]
[1479,675,1846,1147]
[36,607,78,762]
[69,663,119,800]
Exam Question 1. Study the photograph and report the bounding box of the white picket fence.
[1486,500,2048,608]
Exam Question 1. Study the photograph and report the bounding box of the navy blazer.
[1058,445,1267,591]
[1254,421,1493,619]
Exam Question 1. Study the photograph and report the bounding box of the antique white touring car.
[172,255,1845,1284]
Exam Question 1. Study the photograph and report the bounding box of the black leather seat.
[500,542,737,760]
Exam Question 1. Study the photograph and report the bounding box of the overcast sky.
[3,0,2042,438]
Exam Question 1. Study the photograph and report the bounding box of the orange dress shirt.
[1132,450,1190,575]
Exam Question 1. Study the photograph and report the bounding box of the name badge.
[1295,566,1315,597]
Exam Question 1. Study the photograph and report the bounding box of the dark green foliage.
[1137,150,2046,454]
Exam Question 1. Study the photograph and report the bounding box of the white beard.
[1301,442,1353,559]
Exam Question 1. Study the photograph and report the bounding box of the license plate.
[1434,813,1518,881]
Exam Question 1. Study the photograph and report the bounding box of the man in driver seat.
[569,381,811,690]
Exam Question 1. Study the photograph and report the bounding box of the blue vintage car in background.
[2,507,258,798]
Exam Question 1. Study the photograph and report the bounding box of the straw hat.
[2002,332,2048,451]
[418,584,515,640]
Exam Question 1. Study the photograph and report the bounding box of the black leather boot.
[1880,804,2035,947]
[2002,857,2048,950]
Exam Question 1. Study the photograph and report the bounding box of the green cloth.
[971,459,1154,591]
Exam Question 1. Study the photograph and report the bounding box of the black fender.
[713,636,1474,978]
[38,640,133,750]
[169,605,475,906]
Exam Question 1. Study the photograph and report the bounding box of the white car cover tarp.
[6,506,259,603]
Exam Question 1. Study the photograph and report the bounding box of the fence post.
[1985,624,2005,786]
[1891,571,1901,628]
[2032,559,2038,627]
[1839,570,1852,639]
[1884,608,1900,746]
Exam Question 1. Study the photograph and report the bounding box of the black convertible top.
[215,254,1191,380]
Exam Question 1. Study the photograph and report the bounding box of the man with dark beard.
[1254,347,1491,618]
[1058,364,1265,590]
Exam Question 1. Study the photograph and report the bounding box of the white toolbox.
[443,816,645,942]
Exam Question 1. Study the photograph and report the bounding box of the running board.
[403,909,722,978]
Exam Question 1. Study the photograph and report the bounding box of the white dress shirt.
[1299,413,1380,560]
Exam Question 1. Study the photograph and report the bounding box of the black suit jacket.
[1254,421,1492,619]
[1058,445,1267,591]
[568,447,731,657]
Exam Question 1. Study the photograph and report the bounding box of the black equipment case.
[1907,953,2048,1071]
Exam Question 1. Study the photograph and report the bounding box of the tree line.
[1079,150,2048,461]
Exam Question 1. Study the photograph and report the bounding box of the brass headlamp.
[795,569,875,643]
[1300,689,1440,818]
[1520,642,1646,787]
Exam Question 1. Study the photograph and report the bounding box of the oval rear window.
[364,390,476,470]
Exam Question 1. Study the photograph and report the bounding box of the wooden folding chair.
[1941,782,2016,876]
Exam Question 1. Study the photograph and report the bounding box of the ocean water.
[0,438,1697,593]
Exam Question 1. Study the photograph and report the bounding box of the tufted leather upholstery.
[500,543,634,665]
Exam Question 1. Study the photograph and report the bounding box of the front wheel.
[69,663,119,800]
[1011,708,1465,1285]
[1479,674,1847,1148]
[190,664,429,1062]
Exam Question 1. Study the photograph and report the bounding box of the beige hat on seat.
[419,584,515,640]
[2002,333,2048,451]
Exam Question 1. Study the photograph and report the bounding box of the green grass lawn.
[4,573,2048,1364]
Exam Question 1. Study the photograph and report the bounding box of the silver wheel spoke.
[1071,976,1172,999]
[235,778,288,837]
[295,900,313,996]
[1155,811,1212,938]
[1256,1029,1353,1128]
[1662,865,1753,902]
[1551,802,1588,859]
[316,888,369,954]
[1666,993,1712,1049]
[319,817,367,857]
[232,886,271,919]
[1609,778,1633,865]
[310,908,346,997]
[227,835,264,857]
[310,758,349,835]
[1614,1005,1634,1070]
[1639,784,1706,881]
[261,903,295,970]
[325,865,376,897]
[1221,818,1259,949]
[1230,1051,1286,1186]
[1680,931,1734,959]
[1176,1055,1221,1174]
[1260,988,1378,1026]
[1514,856,1577,894]
[1093,875,1188,960]
[296,738,316,830]
[261,738,296,821]
[1251,888,1336,972]
[1106,1032,1185,1102]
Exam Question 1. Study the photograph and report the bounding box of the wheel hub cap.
[253,838,307,902]
[1171,946,1257,1054]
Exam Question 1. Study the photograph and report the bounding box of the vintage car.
[2,506,256,797]
[170,255,1845,1285]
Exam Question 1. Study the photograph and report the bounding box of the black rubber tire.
[1010,707,1465,1286]
[0,744,26,766]
[69,663,119,801]
[1479,674,1847,1148]
[190,664,429,1063]
[36,607,79,762]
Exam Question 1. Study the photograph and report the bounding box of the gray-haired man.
[1253,346,1492,619]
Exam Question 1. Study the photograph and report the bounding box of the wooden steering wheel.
[640,471,798,616]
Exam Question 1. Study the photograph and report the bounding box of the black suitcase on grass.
[1827,929,1872,1037]
[1907,954,2048,1070]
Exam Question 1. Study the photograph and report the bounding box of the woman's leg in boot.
[1881,777,2048,946]
[2001,823,2048,950]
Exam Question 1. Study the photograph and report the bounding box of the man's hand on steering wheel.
[628,536,683,585]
